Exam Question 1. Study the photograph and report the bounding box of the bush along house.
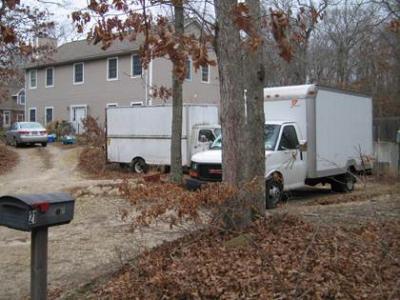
[24,21,220,134]
[0,86,25,129]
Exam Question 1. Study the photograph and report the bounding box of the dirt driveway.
[0,144,182,300]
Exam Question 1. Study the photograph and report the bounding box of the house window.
[185,59,192,81]
[107,57,118,80]
[3,111,11,127]
[73,62,84,84]
[17,113,24,122]
[29,108,36,122]
[130,101,143,107]
[131,54,142,77]
[19,90,25,105]
[46,67,54,87]
[201,65,209,83]
[107,103,118,108]
[45,107,54,124]
[29,69,37,89]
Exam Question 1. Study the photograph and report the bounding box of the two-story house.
[24,21,220,133]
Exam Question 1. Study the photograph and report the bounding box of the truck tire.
[132,158,148,174]
[331,173,355,193]
[266,178,283,209]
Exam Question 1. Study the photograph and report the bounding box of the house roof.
[25,36,145,69]
[25,19,203,70]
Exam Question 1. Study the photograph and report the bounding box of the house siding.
[26,52,220,126]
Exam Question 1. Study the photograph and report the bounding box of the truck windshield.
[265,124,281,150]
[209,124,281,151]
[210,135,222,150]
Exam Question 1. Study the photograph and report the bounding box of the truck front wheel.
[266,178,283,209]
[132,158,148,174]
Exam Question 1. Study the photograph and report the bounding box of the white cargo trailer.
[188,85,373,207]
[106,105,220,172]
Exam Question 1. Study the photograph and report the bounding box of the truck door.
[192,128,217,156]
[276,124,307,189]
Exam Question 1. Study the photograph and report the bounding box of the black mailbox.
[0,192,74,231]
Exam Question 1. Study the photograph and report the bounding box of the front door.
[274,124,307,189]
[71,106,87,134]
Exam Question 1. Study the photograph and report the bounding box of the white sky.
[26,0,89,43]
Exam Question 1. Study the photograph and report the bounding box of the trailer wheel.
[132,158,148,174]
[331,173,355,193]
[266,177,283,209]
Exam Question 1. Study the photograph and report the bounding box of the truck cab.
[190,125,221,157]
[189,121,307,189]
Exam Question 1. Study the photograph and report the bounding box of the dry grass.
[0,144,18,176]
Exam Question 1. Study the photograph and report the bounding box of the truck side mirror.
[298,140,307,152]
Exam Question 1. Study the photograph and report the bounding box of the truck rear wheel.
[266,178,283,209]
[132,158,148,174]
[331,173,355,193]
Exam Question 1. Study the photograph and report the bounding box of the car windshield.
[209,124,281,151]
[19,122,43,129]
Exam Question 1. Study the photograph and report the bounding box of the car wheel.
[266,177,283,209]
[132,158,148,174]
[14,138,20,148]
[41,142,47,147]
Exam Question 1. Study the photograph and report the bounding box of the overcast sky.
[27,0,89,43]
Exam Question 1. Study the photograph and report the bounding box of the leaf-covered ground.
[0,144,18,175]
[80,212,399,299]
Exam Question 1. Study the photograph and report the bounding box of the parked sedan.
[6,122,48,147]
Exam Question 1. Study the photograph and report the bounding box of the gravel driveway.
[0,144,182,300]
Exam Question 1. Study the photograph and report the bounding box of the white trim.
[106,57,119,81]
[29,69,37,89]
[106,103,118,108]
[18,89,26,105]
[44,106,54,125]
[73,62,84,85]
[201,64,210,83]
[185,58,192,81]
[3,111,11,127]
[28,107,37,122]
[131,54,143,78]
[45,67,55,88]
[130,101,144,106]
[69,104,87,122]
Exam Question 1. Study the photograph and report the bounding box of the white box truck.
[106,104,220,172]
[188,85,373,208]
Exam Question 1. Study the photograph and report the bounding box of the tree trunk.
[214,0,265,228]
[242,0,266,216]
[170,2,184,184]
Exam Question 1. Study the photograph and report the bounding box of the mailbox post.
[0,193,75,300]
